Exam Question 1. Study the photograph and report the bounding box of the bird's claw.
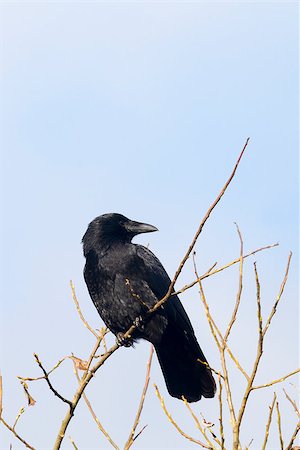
[116,332,133,347]
[134,315,145,331]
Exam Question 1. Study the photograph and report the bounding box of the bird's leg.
[116,332,134,347]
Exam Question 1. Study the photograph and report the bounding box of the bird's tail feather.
[155,325,216,402]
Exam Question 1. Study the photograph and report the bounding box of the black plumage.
[82,213,216,402]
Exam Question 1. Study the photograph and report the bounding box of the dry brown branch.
[0,417,35,450]
[218,375,225,449]
[175,243,279,298]
[233,253,292,450]
[198,279,237,438]
[285,421,300,450]
[193,253,249,381]
[12,407,25,430]
[18,357,68,382]
[283,389,300,418]
[254,263,263,344]
[70,280,99,338]
[68,435,79,450]
[224,223,244,342]
[262,393,277,450]
[154,385,213,449]
[252,368,300,391]
[276,400,284,450]
[52,139,249,449]
[263,252,292,337]
[33,354,72,408]
[72,356,119,450]
[124,345,154,450]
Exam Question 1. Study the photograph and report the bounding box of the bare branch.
[283,389,300,418]
[154,385,213,448]
[285,421,300,450]
[224,223,244,342]
[233,253,293,450]
[193,254,249,380]
[0,417,36,450]
[262,393,277,450]
[218,375,225,449]
[72,355,119,450]
[276,400,284,450]
[124,345,153,450]
[263,252,292,337]
[70,280,99,338]
[252,368,300,391]
[68,436,79,450]
[34,354,72,408]
[18,357,68,382]
[12,407,25,430]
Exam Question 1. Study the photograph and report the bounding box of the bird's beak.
[124,220,158,235]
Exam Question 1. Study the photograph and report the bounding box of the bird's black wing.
[135,245,195,333]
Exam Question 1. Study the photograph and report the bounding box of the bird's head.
[82,213,158,255]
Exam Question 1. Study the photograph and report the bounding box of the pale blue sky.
[0,2,298,449]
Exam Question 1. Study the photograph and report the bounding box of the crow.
[82,213,216,402]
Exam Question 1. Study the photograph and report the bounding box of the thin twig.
[218,375,225,449]
[262,393,277,450]
[34,354,72,408]
[70,280,99,338]
[154,385,213,448]
[147,138,250,316]
[252,368,300,391]
[254,263,263,344]
[276,400,284,450]
[284,421,300,450]
[18,357,68,382]
[224,223,244,342]
[263,252,292,337]
[73,361,119,450]
[233,253,292,450]
[193,254,249,380]
[12,407,25,430]
[0,417,35,450]
[68,436,79,450]
[124,345,154,450]
[283,389,300,418]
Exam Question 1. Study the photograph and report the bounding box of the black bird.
[82,213,216,402]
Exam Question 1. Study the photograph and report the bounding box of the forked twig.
[154,385,213,449]
[34,354,72,408]
[0,416,36,450]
